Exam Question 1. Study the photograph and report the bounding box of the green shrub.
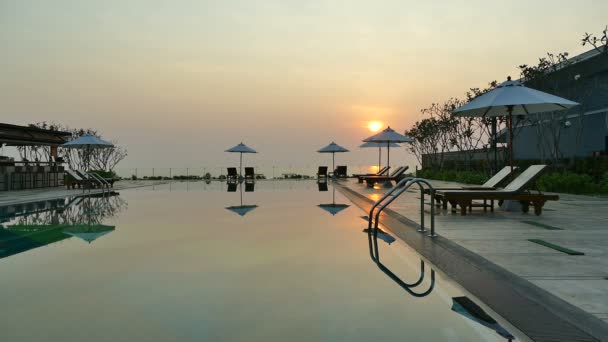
[538,172,597,194]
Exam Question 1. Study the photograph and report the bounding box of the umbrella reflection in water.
[225,182,258,216]
[317,186,350,216]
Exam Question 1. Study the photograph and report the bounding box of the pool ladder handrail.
[367,177,437,238]
[86,172,111,194]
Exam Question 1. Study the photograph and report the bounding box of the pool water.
[0,181,527,341]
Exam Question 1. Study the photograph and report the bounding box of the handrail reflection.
[367,227,435,297]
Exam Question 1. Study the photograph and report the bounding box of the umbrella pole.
[491,117,497,174]
[240,152,243,179]
[387,142,390,169]
[508,106,514,172]
[332,153,335,173]
[378,147,381,171]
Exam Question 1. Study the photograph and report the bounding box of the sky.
[1,0,607,173]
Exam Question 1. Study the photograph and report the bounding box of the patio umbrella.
[317,188,350,216]
[62,134,114,171]
[453,76,579,171]
[359,141,400,171]
[317,142,349,172]
[451,296,514,340]
[363,127,412,168]
[225,142,257,178]
[225,183,258,216]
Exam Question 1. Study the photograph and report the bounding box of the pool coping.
[335,182,608,342]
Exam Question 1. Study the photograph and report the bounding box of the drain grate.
[528,239,584,255]
[521,220,563,230]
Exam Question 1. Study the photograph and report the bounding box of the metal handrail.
[87,172,110,194]
[367,177,437,238]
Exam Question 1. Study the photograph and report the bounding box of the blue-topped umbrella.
[359,141,400,171]
[363,127,412,169]
[62,134,114,171]
[317,142,349,172]
[225,142,257,178]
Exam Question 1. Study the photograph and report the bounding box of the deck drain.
[521,220,563,230]
[528,239,584,255]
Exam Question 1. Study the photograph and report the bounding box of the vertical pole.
[429,190,436,237]
[508,106,514,172]
[332,153,335,173]
[240,153,243,178]
[378,147,381,171]
[418,187,426,232]
[387,142,390,169]
[491,117,497,174]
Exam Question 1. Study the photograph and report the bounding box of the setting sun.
[368,121,383,132]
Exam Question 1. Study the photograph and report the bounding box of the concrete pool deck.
[336,178,608,341]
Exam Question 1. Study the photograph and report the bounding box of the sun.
[368,121,383,132]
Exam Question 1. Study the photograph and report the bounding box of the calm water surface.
[0,181,527,341]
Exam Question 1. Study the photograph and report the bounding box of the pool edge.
[335,182,608,342]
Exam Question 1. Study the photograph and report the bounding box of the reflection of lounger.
[245,182,255,192]
[318,182,328,192]
[227,182,237,192]
[436,165,558,215]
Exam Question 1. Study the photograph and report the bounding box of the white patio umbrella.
[317,142,349,172]
[359,141,400,171]
[225,142,257,178]
[453,76,579,170]
[61,134,114,171]
[363,127,412,169]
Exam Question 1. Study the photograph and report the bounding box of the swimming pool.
[0,181,528,341]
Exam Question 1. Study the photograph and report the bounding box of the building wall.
[513,110,608,160]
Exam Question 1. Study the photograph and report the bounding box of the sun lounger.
[317,166,328,179]
[430,166,518,208]
[64,169,85,189]
[244,167,255,180]
[363,166,409,187]
[435,165,558,215]
[354,166,390,183]
[226,167,238,182]
[334,166,348,178]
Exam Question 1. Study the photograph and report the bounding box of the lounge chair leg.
[521,201,530,213]
[459,201,469,216]
[490,200,494,212]
[483,199,487,212]
[533,200,546,216]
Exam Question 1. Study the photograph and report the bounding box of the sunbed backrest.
[504,165,547,192]
[318,166,328,175]
[378,166,390,175]
[245,167,254,176]
[483,166,517,187]
[227,167,237,176]
[393,167,407,178]
[66,169,83,181]
[389,166,404,177]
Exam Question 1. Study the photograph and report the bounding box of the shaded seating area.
[363,166,409,187]
[435,165,558,215]
[0,123,71,191]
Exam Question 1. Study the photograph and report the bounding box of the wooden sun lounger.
[435,165,558,216]
[430,166,518,208]
[354,166,390,183]
[64,169,85,189]
[363,166,409,187]
[226,167,238,182]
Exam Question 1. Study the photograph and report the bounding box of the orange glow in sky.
[368,121,383,132]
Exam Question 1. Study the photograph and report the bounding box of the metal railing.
[86,172,111,194]
[367,177,437,238]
